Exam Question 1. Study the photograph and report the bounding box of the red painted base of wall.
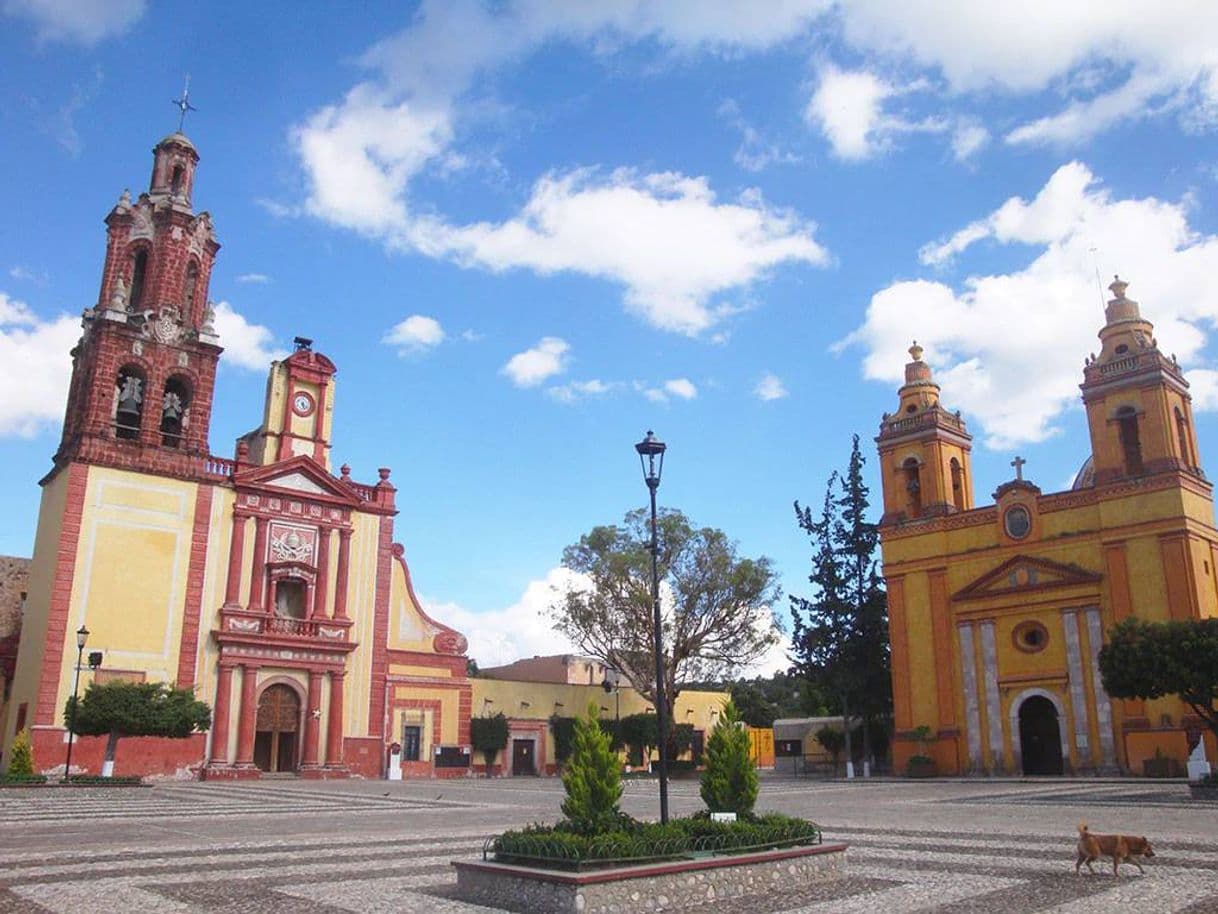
[31,728,205,779]
[343,736,383,779]
[435,767,470,779]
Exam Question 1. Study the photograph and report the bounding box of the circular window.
[1003,505,1031,539]
[1012,621,1049,653]
[1115,343,1129,354]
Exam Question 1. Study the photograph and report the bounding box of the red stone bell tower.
[53,130,222,481]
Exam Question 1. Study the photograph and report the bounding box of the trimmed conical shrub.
[8,728,34,777]
[700,700,758,816]
[561,702,623,833]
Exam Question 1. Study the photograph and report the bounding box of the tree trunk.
[842,693,854,779]
[103,729,120,778]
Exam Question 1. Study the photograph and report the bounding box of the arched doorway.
[1018,695,1063,775]
[253,684,301,773]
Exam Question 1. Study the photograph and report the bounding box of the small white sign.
[710,812,737,823]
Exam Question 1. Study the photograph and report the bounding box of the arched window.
[950,458,964,509]
[902,458,922,518]
[114,366,146,440]
[183,261,198,311]
[129,249,148,309]
[1175,407,1194,469]
[1117,406,1144,476]
[171,165,184,196]
[160,376,191,447]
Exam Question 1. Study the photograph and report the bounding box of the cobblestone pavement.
[0,777,1215,912]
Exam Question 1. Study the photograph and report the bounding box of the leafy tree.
[1099,617,1218,741]
[790,435,891,768]
[64,681,210,775]
[620,712,658,767]
[470,712,509,772]
[466,658,480,677]
[8,728,34,776]
[699,700,758,816]
[815,726,845,764]
[729,680,778,728]
[553,509,781,729]
[561,702,623,833]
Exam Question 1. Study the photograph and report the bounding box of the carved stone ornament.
[107,276,128,312]
[143,305,184,344]
[200,300,217,336]
[229,618,262,633]
[131,339,143,357]
[433,630,469,656]
[189,217,214,258]
[318,626,345,640]
[129,204,153,240]
[270,528,314,562]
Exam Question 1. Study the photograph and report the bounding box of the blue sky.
[2,1,1217,672]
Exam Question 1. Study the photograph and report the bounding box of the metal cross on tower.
[1011,455,1026,480]
[171,75,197,132]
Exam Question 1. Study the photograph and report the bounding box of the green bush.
[700,700,758,816]
[470,712,509,770]
[65,774,143,786]
[493,813,820,868]
[0,773,47,786]
[8,728,34,777]
[560,702,623,834]
[815,726,844,761]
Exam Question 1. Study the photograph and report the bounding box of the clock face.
[292,392,314,416]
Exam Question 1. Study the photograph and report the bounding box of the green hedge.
[492,812,820,869]
[0,774,48,786]
[66,774,144,786]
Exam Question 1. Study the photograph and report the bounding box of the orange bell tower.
[876,343,974,524]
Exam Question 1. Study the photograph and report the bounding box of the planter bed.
[1189,783,1218,801]
[453,842,847,914]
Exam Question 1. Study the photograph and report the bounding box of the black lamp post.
[63,625,89,782]
[635,429,669,823]
[600,673,621,750]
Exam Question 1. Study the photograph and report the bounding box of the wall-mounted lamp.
[553,701,564,710]
[685,709,694,716]
[87,651,103,670]
[600,706,610,713]
[520,700,531,709]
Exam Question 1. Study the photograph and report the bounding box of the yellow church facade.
[879,279,1218,776]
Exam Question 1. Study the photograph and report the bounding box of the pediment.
[953,554,1101,602]
[235,456,359,504]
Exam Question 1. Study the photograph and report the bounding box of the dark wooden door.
[512,739,535,776]
[255,684,301,773]
[1018,696,1063,775]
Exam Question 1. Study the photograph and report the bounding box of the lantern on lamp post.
[63,625,89,782]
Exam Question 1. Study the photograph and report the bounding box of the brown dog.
[1075,823,1156,876]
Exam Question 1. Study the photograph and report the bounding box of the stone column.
[235,664,260,767]
[248,516,269,612]
[302,670,324,768]
[1061,609,1091,771]
[956,623,983,772]
[332,528,352,620]
[1085,607,1119,771]
[209,662,236,765]
[223,513,247,608]
[310,527,331,620]
[979,621,1005,773]
[325,671,346,767]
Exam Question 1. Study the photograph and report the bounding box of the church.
[0,128,726,780]
[879,285,1218,776]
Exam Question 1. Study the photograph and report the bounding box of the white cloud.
[718,98,801,172]
[755,372,788,401]
[664,378,698,400]
[460,328,484,342]
[424,169,826,335]
[235,273,271,284]
[548,379,616,404]
[211,301,287,371]
[836,2,1218,145]
[840,162,1218,449]
[3,0,146,45]
[8,265,47,285]
[422,567,587,669]
[0,292,78,438]
[805,65,945,160]
[950,122,989,162]
[383,314,445,354]
[502,336,570,388]
[291,4,830,335]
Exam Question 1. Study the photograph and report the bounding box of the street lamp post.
[600,673,621,752]
[635,429,669,824]
[63,625,89,782]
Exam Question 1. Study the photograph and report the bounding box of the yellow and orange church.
[0,129,726,780]
[879,283,1218,776]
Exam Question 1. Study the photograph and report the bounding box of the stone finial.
[200,300,217,335]
[107,276,128,312]
[117,188,132,209]
[1108,275,1128,301]
[377,467,391,483]
[908,341,924,362]
[340,463,351,480]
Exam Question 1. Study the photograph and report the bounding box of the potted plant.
[906,725,937,778]
[1143,747,1183,779]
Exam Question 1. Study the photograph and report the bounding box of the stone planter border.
[1188,784,1218,801]
[453,841,847,914]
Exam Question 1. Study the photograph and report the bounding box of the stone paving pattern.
[0,775,1215,912]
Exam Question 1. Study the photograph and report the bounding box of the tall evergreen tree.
[790,435,891,769]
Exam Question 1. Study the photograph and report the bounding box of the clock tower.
[240,336,337,470]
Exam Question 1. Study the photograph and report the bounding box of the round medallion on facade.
[1003,504,1031,539]
[1012,620,1049,653]
[291,390,315,417]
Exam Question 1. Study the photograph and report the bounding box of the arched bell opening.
[113,365,146,441]
[160,375,192,448]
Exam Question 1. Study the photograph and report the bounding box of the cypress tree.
[699,700,758,816]
[561,702,623,833]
